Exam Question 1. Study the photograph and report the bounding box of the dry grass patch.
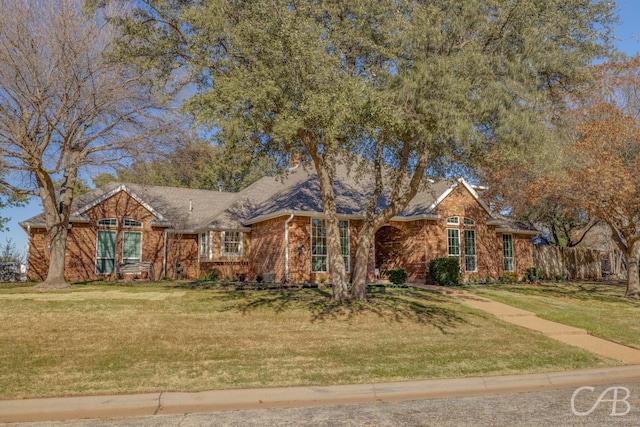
[0,284,617,399]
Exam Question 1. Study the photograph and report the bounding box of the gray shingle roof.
[22,162,536,235]
[21,182,238,231]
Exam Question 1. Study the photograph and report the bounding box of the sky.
[2,0,640,257]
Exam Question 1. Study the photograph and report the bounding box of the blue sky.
[2,0,640,256]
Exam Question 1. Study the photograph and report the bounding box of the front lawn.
[0,282,618,399]
[470,282,640,349]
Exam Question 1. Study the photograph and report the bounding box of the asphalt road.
[7,380,640,427]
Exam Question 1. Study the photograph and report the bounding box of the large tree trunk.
[626,252,640,299]
[349,147,429,301]
[37,223,72,289]
[608,222,640,299]
[309,149,349,302]
[350,224,373,301]
[34,175,73,290]
[326,218,349,302]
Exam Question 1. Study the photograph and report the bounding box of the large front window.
[339,221,350,272]
[96,230,116,274]
[464,229,476,272]
[311,219,328,272]
[311,219,349,272]
[447,229,460,257]
[95,218,144,273]
[123,231,142,264]
[503,234,514,272]
[221,231,242,256]
[199,232,208,257]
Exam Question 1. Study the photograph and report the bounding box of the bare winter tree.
[0,0,171,289]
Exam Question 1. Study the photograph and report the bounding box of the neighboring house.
[21,161,538,283]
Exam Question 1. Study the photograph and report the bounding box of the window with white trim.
[447,216,459,225]
[123,231,142,263]
[124,218,142,227]
[339,220,350,272]
[199,232,209,258]
[463,217,475,226]
[311,219,327,272]
[311,219,350,273]
[96,230,116,274]
[98,218,117,227]
[503,234,514,272]
[221,231,242,256]
[464,229,476,272]
[447,229,460,257]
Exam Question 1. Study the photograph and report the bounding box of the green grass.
[0,282,618,399]
[470,282,640,349]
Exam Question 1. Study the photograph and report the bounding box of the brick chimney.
[289,152,301,170]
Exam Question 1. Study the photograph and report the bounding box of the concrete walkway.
[3,285,640,423]
[422,285,640,365]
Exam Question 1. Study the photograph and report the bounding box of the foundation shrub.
[429,257,461,286]
[386,267,408,286]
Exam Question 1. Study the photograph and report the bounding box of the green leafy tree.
[92,173,118,188]
[112,138,274,192]
[112,0,614,301]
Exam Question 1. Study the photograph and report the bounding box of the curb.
[2,366,640,423]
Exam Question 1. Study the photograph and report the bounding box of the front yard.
[0,282,622,399]
[469,281,640,350]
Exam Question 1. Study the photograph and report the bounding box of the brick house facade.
[22,167,537,283]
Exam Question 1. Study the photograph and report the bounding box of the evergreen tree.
[112,0,615,301]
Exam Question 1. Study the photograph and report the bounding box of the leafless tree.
[0,0,172,289]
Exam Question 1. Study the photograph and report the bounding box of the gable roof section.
[70,183,169,223]
[422,177,492,215]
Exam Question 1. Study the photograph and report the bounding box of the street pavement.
[5,379,640,426]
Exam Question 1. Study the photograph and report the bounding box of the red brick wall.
[27,227,49,282]
[165,233,199,280]
[513,233,534,277]
[368,185,534,283]
[249,216,287,281]
[375,220,429,281]
[248,216,375,284]
[287,216,311,283]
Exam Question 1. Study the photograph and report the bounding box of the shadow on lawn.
[225,287,470,334]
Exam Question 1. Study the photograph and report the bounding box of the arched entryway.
[375,225,405,279]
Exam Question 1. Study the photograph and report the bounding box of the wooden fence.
[533,245,601,280]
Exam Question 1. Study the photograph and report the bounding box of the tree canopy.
[94,138,275,192]
[113,0,616,301]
